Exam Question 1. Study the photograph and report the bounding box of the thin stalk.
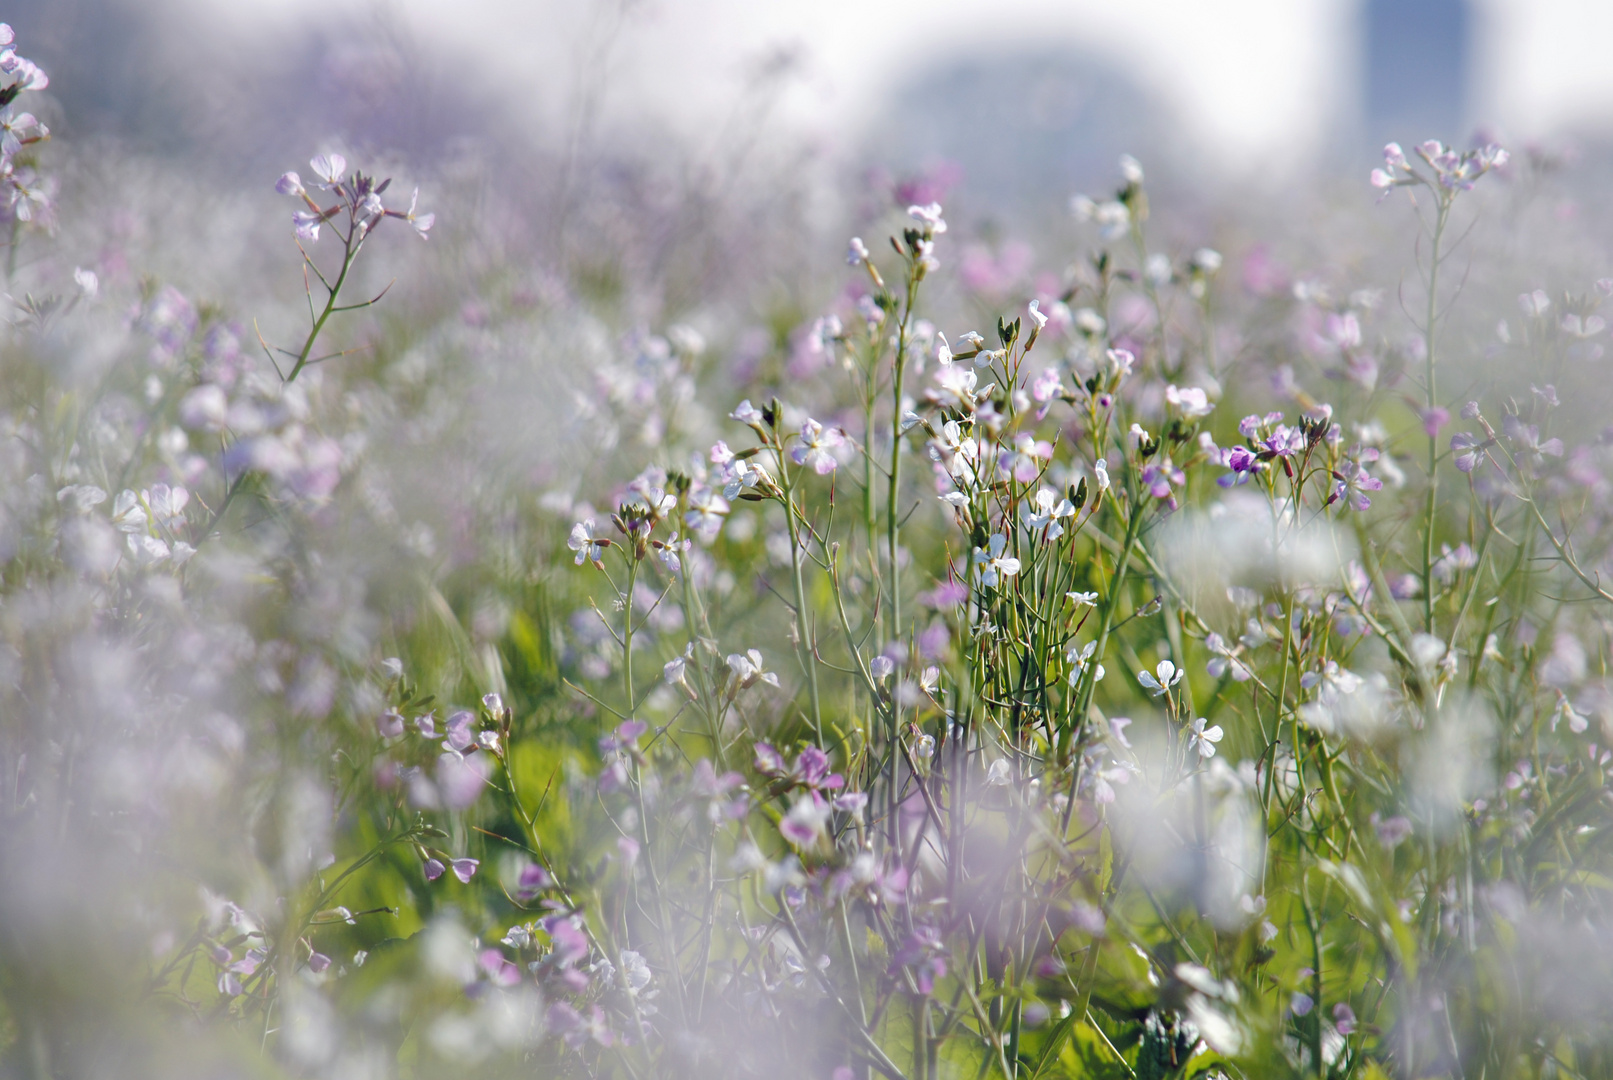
[1422,199,1451,633]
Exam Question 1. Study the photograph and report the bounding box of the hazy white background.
[173,0,1613,172]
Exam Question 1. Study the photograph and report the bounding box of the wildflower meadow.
[6,19,1613,1080]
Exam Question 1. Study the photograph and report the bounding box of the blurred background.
[13,0,1613,202]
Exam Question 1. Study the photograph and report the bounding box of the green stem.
[1061,479,1144,834]
[1422,200,1450,634]
[287,238,359,383]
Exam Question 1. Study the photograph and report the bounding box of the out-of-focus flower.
[907,202,946,234]
[1188,717,1224,758]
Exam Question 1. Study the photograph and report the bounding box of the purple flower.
[780,793,830,846]
[307,951,332,974]
[444,710,476,752]
[424,857,445,881]
[437,751,492,809]
[479,948,521,987]
[754,742,787,775]
[1139,460,1184,507]
[1333,455,1384,511]
[920,579,969,608]
[1370,811,1413,849]
[1420,406,1450,437]
[794,746,843,789]
[1259,425,1304,458]
[275,171,306,198]
[377,710,405,739]
[1217,444,1259,487]
[292,210,324,242]
[515,861,553,900]
[1503,414,1564,459]
[542,912,590,968]
[891,927,948,994]
[1334,1003,1357,1035]
[1450,431,1488,473]
[690,758,744,799]
[451,857,480,884]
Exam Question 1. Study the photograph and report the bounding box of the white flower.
[1137,660,1183,697]
[1027,299,1048,330]
[1066,640,1105,685]
[404,187,435,240]
[684,487,729,542]
[974,534,1020,587]
[1556,693,1589,734]
[1119,154,1144,184]
[1067,591,1098,607]
[1188,717,1224,758]
[1204,632,1253,682]
[1023,487,1075,539]
[56,484,106,514]
[730,399,765,427]
[717,456,766,500]
[1165,384,1213,420]
[846,236,869,264]
[145,483,189,531]
[726,649,780,689]
[1072,308,1107,336]
[1093,459,1111,492]
[110,489,148,534]
[567,519,606,566]
[309,153,347,187]
[1299,661,1362,696]
[985,758,1011,786]
[869,656,895,681]
[929,419,979,479]
[907,202,947,233]
[663,651,695,698]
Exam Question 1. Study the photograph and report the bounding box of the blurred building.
[1361,0,1473,147]
[871,47,1165,213]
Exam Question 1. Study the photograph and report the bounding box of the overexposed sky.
[192,0,1613,167]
